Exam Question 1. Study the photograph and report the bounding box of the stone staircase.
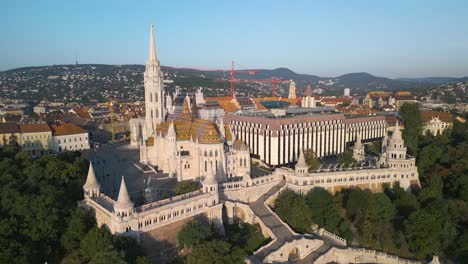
[249,181,297,263]
[247,181,345,264]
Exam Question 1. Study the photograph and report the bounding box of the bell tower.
[144,24,165,137]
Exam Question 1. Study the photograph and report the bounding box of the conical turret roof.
[83,163,100,190]
[203,164,218,185]
[114,176,134,210]
[390,121,403,144]
[296,149,308,169]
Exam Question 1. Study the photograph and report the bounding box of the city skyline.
[2,0,468,78]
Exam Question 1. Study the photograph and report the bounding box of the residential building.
[393,91,417,110]
[420,111,453,135]
[18,124,52,155]
[50,123,90,152]
[364,91,392,109]
[0,122,20,146]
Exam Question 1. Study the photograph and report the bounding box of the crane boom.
[162,60,258,96]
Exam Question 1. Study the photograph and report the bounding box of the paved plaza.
[82,142,177,204]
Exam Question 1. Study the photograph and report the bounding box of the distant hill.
[1,64,465,101]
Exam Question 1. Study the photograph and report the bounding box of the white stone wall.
[264,238,323,263]
[423,118,452,135]
[81,189,222,235]
[277,164,419,194]
[52,132,90,153]
[314,247,422,264]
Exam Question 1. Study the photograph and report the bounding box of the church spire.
[147,24,157,63]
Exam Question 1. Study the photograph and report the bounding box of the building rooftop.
[0,122,20,134]
[50,123,87,136]
[420,111,452,123]
[18,124,52,133]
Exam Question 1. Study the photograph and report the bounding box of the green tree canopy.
[175,181,200,195]
[398,103,422,155]
[186,240,246,264]
[304,149,320,170]
[337,150,357,168]
[274,189,312,232]
[178,220,213,249]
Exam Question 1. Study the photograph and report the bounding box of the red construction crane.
[163,60,258,97]
[236,77,290,97]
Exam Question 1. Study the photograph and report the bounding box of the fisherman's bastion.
[80,25,439,264]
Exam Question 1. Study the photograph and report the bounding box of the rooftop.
[50,123,87,136]
[18,124,51,133]
[0,122,20,134]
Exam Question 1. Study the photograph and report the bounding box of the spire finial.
[147,23,157,63]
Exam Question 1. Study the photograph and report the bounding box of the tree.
[345,188,370,222]
[399,103,422,155]
[404,209,443,259]
[186,240,245,264]
[274,189,311,232]
[367,141,382,156]
[175,181,200,195]
[304,149,320,170]
[365,193,396,223]
[306,188,341,231]
[79,227,114,261]
[178,220,213,249]
[61,208,95,253]
[89,250,126,264]
[336,151,356,168]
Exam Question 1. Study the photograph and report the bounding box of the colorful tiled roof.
[204,96,239,113]
[156,114,223,144]
[224,125,233,141]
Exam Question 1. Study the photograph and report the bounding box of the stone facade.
[421,111,453,135]
[80,163,224,235]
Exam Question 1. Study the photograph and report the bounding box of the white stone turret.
[288,81,297,99]
[203,164,218,193]
[353,133,365,162]
[295,149,308,175]
[387,121,406,159]
[114,176,134,217]
[83,163,100,197]
[379,121,414,169]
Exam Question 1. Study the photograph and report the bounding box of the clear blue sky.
[2,0,468,78]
